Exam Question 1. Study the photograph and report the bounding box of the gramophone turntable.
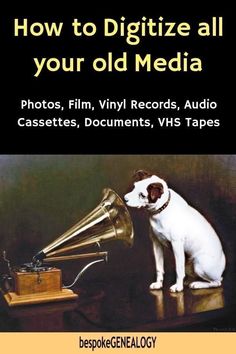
[0,188,134,307]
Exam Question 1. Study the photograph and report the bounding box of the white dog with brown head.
[124,170,226,292]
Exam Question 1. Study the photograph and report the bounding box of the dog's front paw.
[169,283,184,292]
[150,281,163,290]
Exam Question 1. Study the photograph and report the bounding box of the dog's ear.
[133,169,152,181]
[147,183,164,203]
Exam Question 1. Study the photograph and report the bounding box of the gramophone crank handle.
[2,250,12,272]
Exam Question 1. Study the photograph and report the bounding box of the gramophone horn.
[33,188,134,262]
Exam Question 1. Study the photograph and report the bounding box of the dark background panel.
[0,6,234,153]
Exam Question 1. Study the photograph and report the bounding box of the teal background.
[0,155,235,283]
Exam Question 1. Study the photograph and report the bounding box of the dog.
[124,170,226,292]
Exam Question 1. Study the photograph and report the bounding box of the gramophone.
[0,188,134,307]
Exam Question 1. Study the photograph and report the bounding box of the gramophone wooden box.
[3,267,78,307]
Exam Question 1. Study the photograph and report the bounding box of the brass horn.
[33,188,134,263]
[1,189,134,307]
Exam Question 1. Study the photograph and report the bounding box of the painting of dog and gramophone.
[0,155,235,331]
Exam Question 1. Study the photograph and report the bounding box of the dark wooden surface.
[1,275,236,332]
